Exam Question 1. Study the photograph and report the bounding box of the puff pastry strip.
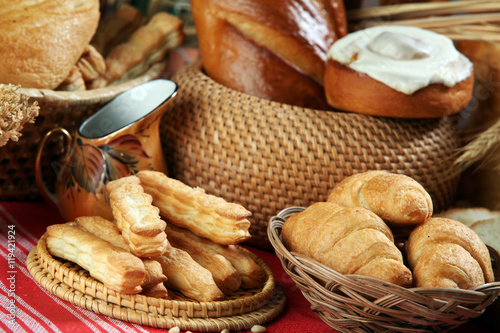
[46,222,146,294]
[107,175,169,257]
[137,170,251,245]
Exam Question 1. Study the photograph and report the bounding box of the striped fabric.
[0,201,491,333]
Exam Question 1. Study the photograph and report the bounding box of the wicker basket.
[0,62,167,200]
[268,207,500,333]
[160,62,463,249]
[27,233,286,332]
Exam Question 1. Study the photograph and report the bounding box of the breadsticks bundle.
[44,171,266,301]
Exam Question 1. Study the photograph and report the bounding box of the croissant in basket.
[282,201,413,287]
[406,217,495,289]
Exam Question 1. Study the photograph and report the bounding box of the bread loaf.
[327,171,433,227]
[191,0,347,109]
[0,0,100,89]
[282,202,413,287]
[406,217,495,289]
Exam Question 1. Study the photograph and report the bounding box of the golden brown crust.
[46,222,146,294]
[167,224,266,289]
[0,0,100,89]
[74,216,167,292]
[282,202,413,287]
[327,171,433,226]
[91,4,145,57]
[191,0,347,109]
[407,217,495,288]
[107,176,169,257]
[324,58,474,118]
[154,247,224,302]
[165,225,241,294]
[136,170,252,245]
[101,11,184,86]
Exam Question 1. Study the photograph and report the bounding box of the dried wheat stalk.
[0,84,39,147]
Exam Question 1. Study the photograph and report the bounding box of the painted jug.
[35,79,177,221]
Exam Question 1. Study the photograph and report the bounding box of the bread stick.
[46,222,146,294]
[107,175,169,257]
[165,225,241,294]
[136,170,251,245]
[74,216,168,294]
[102,11,184,85]
[154,247,224,302]
[167,224,266,289]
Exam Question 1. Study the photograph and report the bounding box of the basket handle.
[35,127,72,209]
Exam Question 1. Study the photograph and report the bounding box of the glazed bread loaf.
[327,171,433,227]
[407,217,495,289]
[191,0,347,109]
[324,25,474,118]
[0,0,100,89]
[282,202,413,287]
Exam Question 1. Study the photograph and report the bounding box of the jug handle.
[35,128,72,209]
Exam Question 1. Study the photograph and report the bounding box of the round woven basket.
[268,207,500,333]
[0,62,167,200]
[27,234,285,332]
[161,62,464,249]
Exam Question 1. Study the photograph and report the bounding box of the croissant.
[327,171,433,226]
[406,217,495,289]
[282,202,413,287]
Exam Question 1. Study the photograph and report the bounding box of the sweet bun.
[191,0,347,109]
[324,25,474,118]
[0,0,100,89]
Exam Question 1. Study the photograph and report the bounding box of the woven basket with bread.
[0,0,185,199]
[269,170,500,333]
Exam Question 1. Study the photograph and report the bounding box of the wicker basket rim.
[18,62,166,104]
[268,206,500,296]
[35,233,277,318]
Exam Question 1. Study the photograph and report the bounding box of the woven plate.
[27,236,285,332]
[269,207,500,333]
[31,233,280,318]
[161,61,463,249]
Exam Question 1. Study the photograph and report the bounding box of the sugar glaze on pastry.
[328,25,472,95]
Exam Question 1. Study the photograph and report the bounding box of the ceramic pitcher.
[35,79,177,222]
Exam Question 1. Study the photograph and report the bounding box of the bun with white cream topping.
[324,25,474,118]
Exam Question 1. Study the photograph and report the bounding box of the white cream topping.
[327,25,473,94]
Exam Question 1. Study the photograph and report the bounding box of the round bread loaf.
[191,0,347,110]
[0,0,100,89]
[324,25,474,118]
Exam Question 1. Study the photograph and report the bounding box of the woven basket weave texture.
[27,234,285,332]
[161,62,463,249]
[269,207,500,333]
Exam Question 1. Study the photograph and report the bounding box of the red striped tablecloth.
[0,201,496,333]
